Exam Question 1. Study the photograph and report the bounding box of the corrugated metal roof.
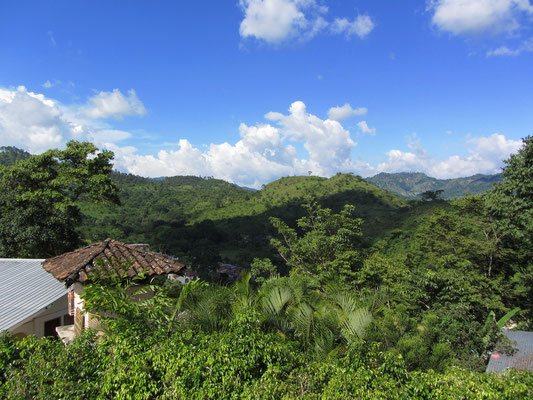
[486,331,533,372]
[0,258,67,332]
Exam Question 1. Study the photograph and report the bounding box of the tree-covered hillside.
[78,172,416,269]
[367,172,502,199]
[0,146,31,166]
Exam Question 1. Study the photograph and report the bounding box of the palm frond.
[261,285,293,317]
[341,307,373,343]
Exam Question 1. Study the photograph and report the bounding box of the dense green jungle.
[0,139,532,398]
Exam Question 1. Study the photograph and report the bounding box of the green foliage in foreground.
[1,321,532,400]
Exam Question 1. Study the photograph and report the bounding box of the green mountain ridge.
[0,146,501,201]
[0,146,500,267]
[366,171,502,199]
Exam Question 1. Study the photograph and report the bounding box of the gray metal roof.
[0,258,67,332]
[486,330,533,372]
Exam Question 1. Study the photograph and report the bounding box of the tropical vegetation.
[0,136,532,398]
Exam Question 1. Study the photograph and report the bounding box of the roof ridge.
[43,239,186,284]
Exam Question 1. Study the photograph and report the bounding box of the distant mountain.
[366,172,502,199]
[0,146,31,166]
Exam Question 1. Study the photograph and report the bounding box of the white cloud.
[0,86,136,154]
[487,36,533,55]
[239,0,327,43]
[82,89,147,119]
[238,0,374,43]
[429,0,533,35]
[331,14,375,38]
[0,87,524,188]
[377,133,522,178]
[0,86,69,153]
[266,101,358,175]
[111,101,360,188]
[0,89,362,188]
[357,121,376,135]
[42,80,53,89]
[328,103,367,121]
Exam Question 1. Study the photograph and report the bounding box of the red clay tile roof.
[43,239,186,285]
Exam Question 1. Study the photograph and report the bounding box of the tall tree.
[269,201,363,282]
[0,141,119,258]
[486,136,532,250]
[485,136,533,322]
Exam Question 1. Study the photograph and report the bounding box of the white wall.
[9,294,69,338]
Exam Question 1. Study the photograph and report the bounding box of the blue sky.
[1,0,532,187]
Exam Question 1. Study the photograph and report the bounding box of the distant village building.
[0,259,69,338]
[42,239,186,342]
[169,267,198,284]
[486,331,533,373]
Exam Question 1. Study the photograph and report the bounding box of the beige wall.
[9,294,69,338]
[71,282,157,337]
[72,282,103,332]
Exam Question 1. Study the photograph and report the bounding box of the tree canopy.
[0,141,119,258]
[485,136,533,320]
[486,136,532,249]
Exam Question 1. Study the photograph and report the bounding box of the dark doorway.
[63,314,74,325]
[44,317,61,338]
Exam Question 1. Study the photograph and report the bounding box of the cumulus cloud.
[357,121,376,135]
[0,87,524,188]
[377,133,522,178]
[331,14,375,38]
[238,0,374,43]
[115,101,360,187]
[0,86,136,154]
[82,89,146,119]
[0,86,71,153]
[239,0,327,43]
[428,0,533,36]
[109,128,527,187]
[0,89,361,187]
[328,103,367,121]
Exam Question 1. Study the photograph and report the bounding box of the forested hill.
[0,146,31,166]
[366,172,502,199]
[79,172,415,268]
[1,145,499,266]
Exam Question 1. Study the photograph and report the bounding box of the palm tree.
[256,274,384,359]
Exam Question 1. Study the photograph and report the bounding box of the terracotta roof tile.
[43,239,186,285]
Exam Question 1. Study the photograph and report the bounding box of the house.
[42,239,186,342]
[486,331,533,372]
[169,267,198,284]
[0,258,69,339]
